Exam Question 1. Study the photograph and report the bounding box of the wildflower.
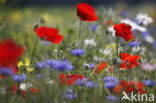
[136,13,153,26]
[84,39,96,47]
[0,39,24,67]
[71,49,85,56]
[18,61,24,67]
[86,81,99,88]
[141,63,156,71]
[128,41,139,47]
[27,67,34,72]
[77,3,98,22]
[50,59,73,71]
[143,80,155,87]
[25,58,30,66]
[104,77,119,89]
[85,63,95,69]
[120,53,140,69]
[114,23,134,42]
[106,95,119,101]
[35,26,63,44]
[94,62,109,74]
[59,73,84,85]
[36,62,46,69]
[0,67,13,76]
[12,74,27,82]
[115,80,146,94]
[90,24,97,32]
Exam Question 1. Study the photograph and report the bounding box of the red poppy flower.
[0,39,24,68]
[59,73,84,85]
[120,53,140,69]
[114,23,134,42]
[77,3,98,22]
[35,26,63,44]
[94,62,109,74]
[114,80,146,94]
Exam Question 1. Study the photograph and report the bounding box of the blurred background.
[0,0,156,6]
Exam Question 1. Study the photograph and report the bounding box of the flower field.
[0,2,156,103]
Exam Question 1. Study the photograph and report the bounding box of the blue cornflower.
[13,74,27,82]
[51,59,73,71]
[71,49,85,56]
[68,89,73,94]
[89,63,95,69]
[86,81,99,88]
[104,77,119,89]
[128,41,139,47]
[91,24,97,32]
[0,67,13,75]
[143,80,154,87]
[86,81,93,88]
[36,62,46,69]
[106,95,119,101]
[76,78,87,86]
[121,11,128,18]
[66,94,73,100]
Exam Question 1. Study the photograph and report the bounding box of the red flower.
[59,73,84,85]
[94,62,109,74]
[115,80,146,94]
[77,3,98,22]
[35,26,63,44]
[120,53,140,69]
[114,23,134,42]
[0,39,24,68]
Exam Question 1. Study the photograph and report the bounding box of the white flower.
[107,25,115,37]
[136,13,153,26]
[20,83,26,90]
[84,39,96,46]
[121,19,147,32]
[144,35,154,43]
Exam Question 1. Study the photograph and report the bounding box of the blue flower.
[66,94,73,100]
[51,59,73,71]
[86,81,93,88]
[76,78,87,86]
[106,95,119,101]
[73,94,78,99]
[86,81,99,88]
[13,74,27,82]
[89,63,95,69]
[71,49,85,56]
[128,41,139,47]
[141,31,154,43]
[104,77,118,89]
[68,89,73,94]
[91,24,97,32]
[143,80,154,87]
[36,62,46,69]
[0,67,13,75]
[121,11,128,18]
